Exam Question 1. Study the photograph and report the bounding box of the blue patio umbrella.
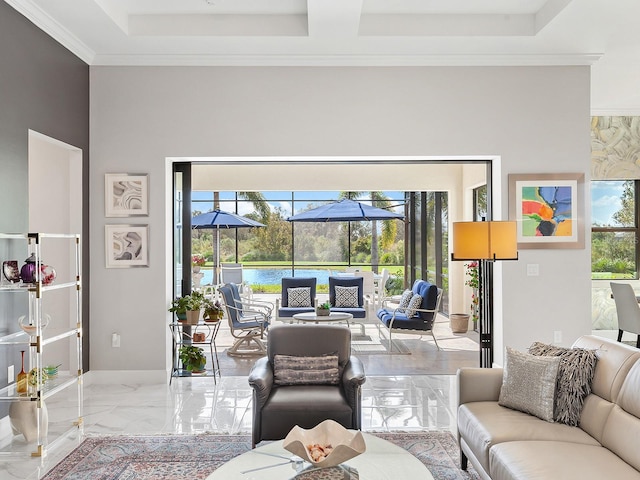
[287,199,404,268]
[287,199,404,222]
[192,209,264,284]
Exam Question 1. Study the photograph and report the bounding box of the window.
[591,180,638,279]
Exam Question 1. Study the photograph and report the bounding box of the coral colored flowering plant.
[465,262,480,324]
[191,254,206,267]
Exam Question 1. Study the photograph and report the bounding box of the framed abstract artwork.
[105,224,149,268]
[105,173,149,217]
[508,173,585,249]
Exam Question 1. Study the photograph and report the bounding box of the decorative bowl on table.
[43,364,59,378]
[283,419,366,469]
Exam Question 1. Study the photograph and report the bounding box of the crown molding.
[92,53,602,67]
[7,0,95,64]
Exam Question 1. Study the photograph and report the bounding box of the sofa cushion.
[273,354,340,386]
[528,341,598,426]
[489,441,640,480]
[405,294,423,318]
[287,287,312,308]
[458,401,601,476]
[498,347,561,422]
[334,286,359,308]
[398,289,413,309]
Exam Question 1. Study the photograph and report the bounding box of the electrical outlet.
[7,365,14,382]
[112,333,120,348]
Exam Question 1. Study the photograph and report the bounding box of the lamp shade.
[451,221,518,261]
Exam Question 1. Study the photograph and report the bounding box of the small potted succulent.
[179,345,206,373]
[316,300,331,316]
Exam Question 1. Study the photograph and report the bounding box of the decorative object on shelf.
[2,260,20,283]
[44,364,60,379]
[27,367,49,395]
[9,400,48,443]
[316,301,331,316]
[508,173,585,249]
[105,224,149,268]
[203,298,224,322]
[450,313,470,333]
[19,253,56,285]
[104,173,149,217]
[18,314,50,336]
[192,332,206,343]
[178,344,206,373]
[17,350,27,395]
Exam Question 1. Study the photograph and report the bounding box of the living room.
[1,1,638,478]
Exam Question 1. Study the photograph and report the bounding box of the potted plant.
[179,345,206,373]
[203,298,224,323]
[191,254,206,273]
[169,291,207,324]
[316,301,331,316]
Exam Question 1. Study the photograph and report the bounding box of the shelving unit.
[169,320,221,384]
[0,233,83,457]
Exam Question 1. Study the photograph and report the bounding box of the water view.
[200,268,334,286]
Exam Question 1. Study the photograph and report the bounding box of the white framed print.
[105,224,149,268]
[105,173,149,217]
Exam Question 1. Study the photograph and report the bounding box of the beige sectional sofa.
[457,335,640,480]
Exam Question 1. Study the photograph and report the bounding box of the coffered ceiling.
[6,0,640,111]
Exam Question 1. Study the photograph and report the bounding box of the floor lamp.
[451,221,518,367]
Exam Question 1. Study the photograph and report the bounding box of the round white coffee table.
[207,432,433,479]
[292,311,353,327]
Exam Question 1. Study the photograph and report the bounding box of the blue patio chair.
[219,283,272,357]
[376,279,443,352]
[276,277,317,322]
[328,276,367,334]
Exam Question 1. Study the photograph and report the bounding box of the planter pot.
[450,313,470,333]
[316,308,331,316]
[186,310,200,325]
[10,400,48,443]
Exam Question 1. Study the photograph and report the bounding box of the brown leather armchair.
[248,324,366,447]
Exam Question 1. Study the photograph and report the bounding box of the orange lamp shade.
[452,221,517,261]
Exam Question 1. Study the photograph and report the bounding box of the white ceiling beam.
[307,0,363,38]
[535,0,573,34]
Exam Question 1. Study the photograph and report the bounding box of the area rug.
[42,432,479,480]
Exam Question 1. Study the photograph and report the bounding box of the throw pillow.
[405,294,423,317]
[398,289,413,309]
[287,287,312,308]
[528,342,598,426]
[273,354,340,386]
[498,347,561,422]
[334,286,359,308]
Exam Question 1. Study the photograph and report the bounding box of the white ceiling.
[6,0,640,112]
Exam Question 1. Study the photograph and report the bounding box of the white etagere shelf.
[0,232,83,457]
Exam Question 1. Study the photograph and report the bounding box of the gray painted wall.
[89,65,591,377]
[0,3,90,395]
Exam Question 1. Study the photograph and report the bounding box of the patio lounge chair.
[376,279,443,352]
[219,283,272,357]
[275,277,317,322]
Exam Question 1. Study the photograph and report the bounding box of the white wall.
[90,66,591,373]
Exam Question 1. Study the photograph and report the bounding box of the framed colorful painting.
[508,173,585,249]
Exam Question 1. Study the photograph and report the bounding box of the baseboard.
[83,370,167,385]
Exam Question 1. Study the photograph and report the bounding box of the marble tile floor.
[2,374,460,479]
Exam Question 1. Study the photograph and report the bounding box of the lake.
[199,268,334,286]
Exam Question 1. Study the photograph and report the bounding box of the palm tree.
[340,191,398,273]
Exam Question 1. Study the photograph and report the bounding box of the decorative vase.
[20,254,56,285]
[450,313,470,333]
[9,400,48,442]
[18,314,50,336]
[16,350,27,395]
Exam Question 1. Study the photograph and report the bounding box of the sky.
[591,181,625,226]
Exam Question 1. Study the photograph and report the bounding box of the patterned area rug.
[42,432,480,480]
